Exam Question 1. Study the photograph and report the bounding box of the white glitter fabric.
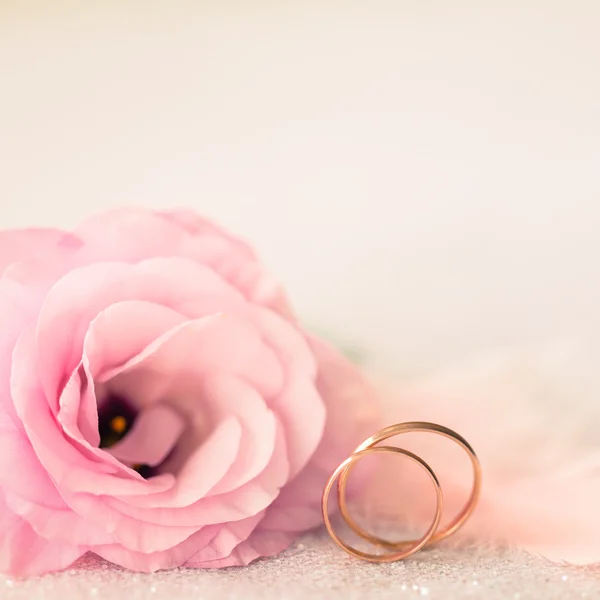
[2,530,598,600]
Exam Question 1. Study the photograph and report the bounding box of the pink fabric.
[0,209,379,576]
[368,362,600,566]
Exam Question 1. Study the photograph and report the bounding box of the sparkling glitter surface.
[2,531,598,600]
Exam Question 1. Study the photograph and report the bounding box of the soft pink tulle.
[366,347,600,565]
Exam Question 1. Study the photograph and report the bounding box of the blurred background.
[1,1,599,374]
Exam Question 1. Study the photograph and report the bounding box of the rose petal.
[202,375,277,496]
[115,416,244,508]
[260,336,379,532]
[0,422,69,508]
[93,524,221,573]
[256,466,329,532]
[55,418,244,554]
[35,257,246,413]
[74,209,186,264]
[11,327,176,497]
[58,364,102,455]
[159,209,295,319]
[253,308,325,479]
[101,312,283,402]
[57,366,132,478]
[184,511,265,566]
[158,210,256,260]
[57,490,203,553]
[307,336,380,468]
[106,420,289,526]
[192,529,296,569]
[3,491,115,546]
[84,301,189,383]
[13,341,248,553]
[0,492,84,577]
[0,278,34,426]
[0,395,117,548]
[0,229,77,276]
[75,208,292,317]
[57,301,188,449]
[96,314,283,491]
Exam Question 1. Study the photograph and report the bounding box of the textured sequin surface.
[2,530,598,600]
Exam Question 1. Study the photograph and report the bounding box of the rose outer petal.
[253,308,326,479]
[0,228,78,277]
[184,511,266,566]
[93,523,222,573]
[73,210,188,265]
[75,208,292,319]
[2,491,114,547]
[190,528,296,569]
[0,492,84,578]
[0,278,36,426]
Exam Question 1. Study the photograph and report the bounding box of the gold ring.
[321,445,444,563]
[337,421,481,550]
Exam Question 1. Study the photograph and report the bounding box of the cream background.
[1,2,599,371]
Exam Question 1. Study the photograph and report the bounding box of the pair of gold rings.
[321,421,481,562]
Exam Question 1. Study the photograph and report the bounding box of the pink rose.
[0,209,378,576]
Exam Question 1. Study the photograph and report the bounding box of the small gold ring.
[321,445,443,563]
